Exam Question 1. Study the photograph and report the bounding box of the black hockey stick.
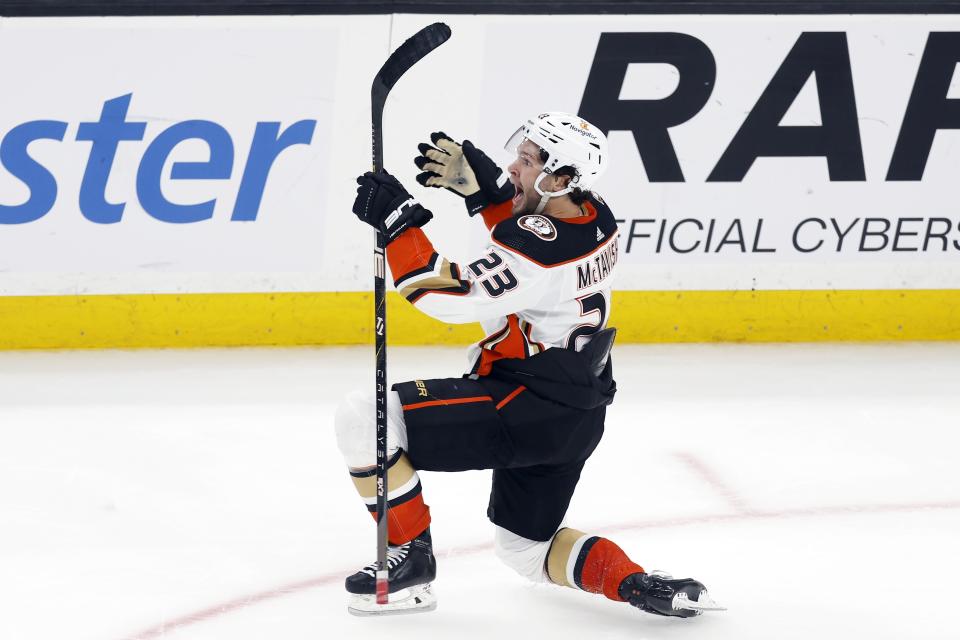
[370,22,451,606]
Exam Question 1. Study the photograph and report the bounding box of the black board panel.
[4,0,960,17]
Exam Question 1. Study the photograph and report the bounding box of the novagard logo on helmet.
[518,214,558,241]
[570,121,599,139]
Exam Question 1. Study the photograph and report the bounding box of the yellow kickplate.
[0,289,957,350]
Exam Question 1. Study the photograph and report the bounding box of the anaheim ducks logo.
[518,214,557,241]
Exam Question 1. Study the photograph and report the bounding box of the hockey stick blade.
[373,23,452,96]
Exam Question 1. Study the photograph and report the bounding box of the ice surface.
[1,343,958,640]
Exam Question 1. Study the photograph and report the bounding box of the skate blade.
[347,585,437,617]
[673,590,727,614]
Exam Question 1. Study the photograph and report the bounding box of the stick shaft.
[371,101,389,606]
[368,22,451,607]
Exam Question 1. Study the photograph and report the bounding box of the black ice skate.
[619,571,725,617]
[345,528,437,616]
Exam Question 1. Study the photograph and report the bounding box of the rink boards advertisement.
[0,13,958,347]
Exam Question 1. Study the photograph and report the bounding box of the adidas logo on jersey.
[596,227,605,241]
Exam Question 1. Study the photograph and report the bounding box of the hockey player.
[337,113,721,617]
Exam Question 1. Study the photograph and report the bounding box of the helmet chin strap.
[532,171,573,215]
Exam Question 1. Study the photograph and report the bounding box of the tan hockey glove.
[414,132,515,216]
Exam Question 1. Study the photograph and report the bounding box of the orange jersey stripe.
[480,200,514,231]
[402,395,493,411]
[476,314,528,376]
[386,227,438,283]
[558,201,598,225]
[495,385,526,410]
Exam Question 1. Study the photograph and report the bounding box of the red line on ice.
[672,451,754,514]
[119,574,341,640]
[118,499,960,640]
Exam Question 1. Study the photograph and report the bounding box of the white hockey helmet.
[504,112,609,191]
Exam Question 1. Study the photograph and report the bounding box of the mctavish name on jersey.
[577,235,619,291]
[0,94,317,225]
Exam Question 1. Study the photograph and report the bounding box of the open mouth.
[512,184,524,207]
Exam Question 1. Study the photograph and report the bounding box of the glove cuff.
[382,195,433,244]
[465,191,490,217]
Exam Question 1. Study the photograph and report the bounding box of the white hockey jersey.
[386,197,620,375]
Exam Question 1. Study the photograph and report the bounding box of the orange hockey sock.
[348,450,431,545]
[546,528,645,601]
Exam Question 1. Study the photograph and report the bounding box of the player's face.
[506,140,547,215]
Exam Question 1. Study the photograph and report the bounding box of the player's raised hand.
[414,132,479,198]
[352,170,433,243]
[415,133,516,216]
